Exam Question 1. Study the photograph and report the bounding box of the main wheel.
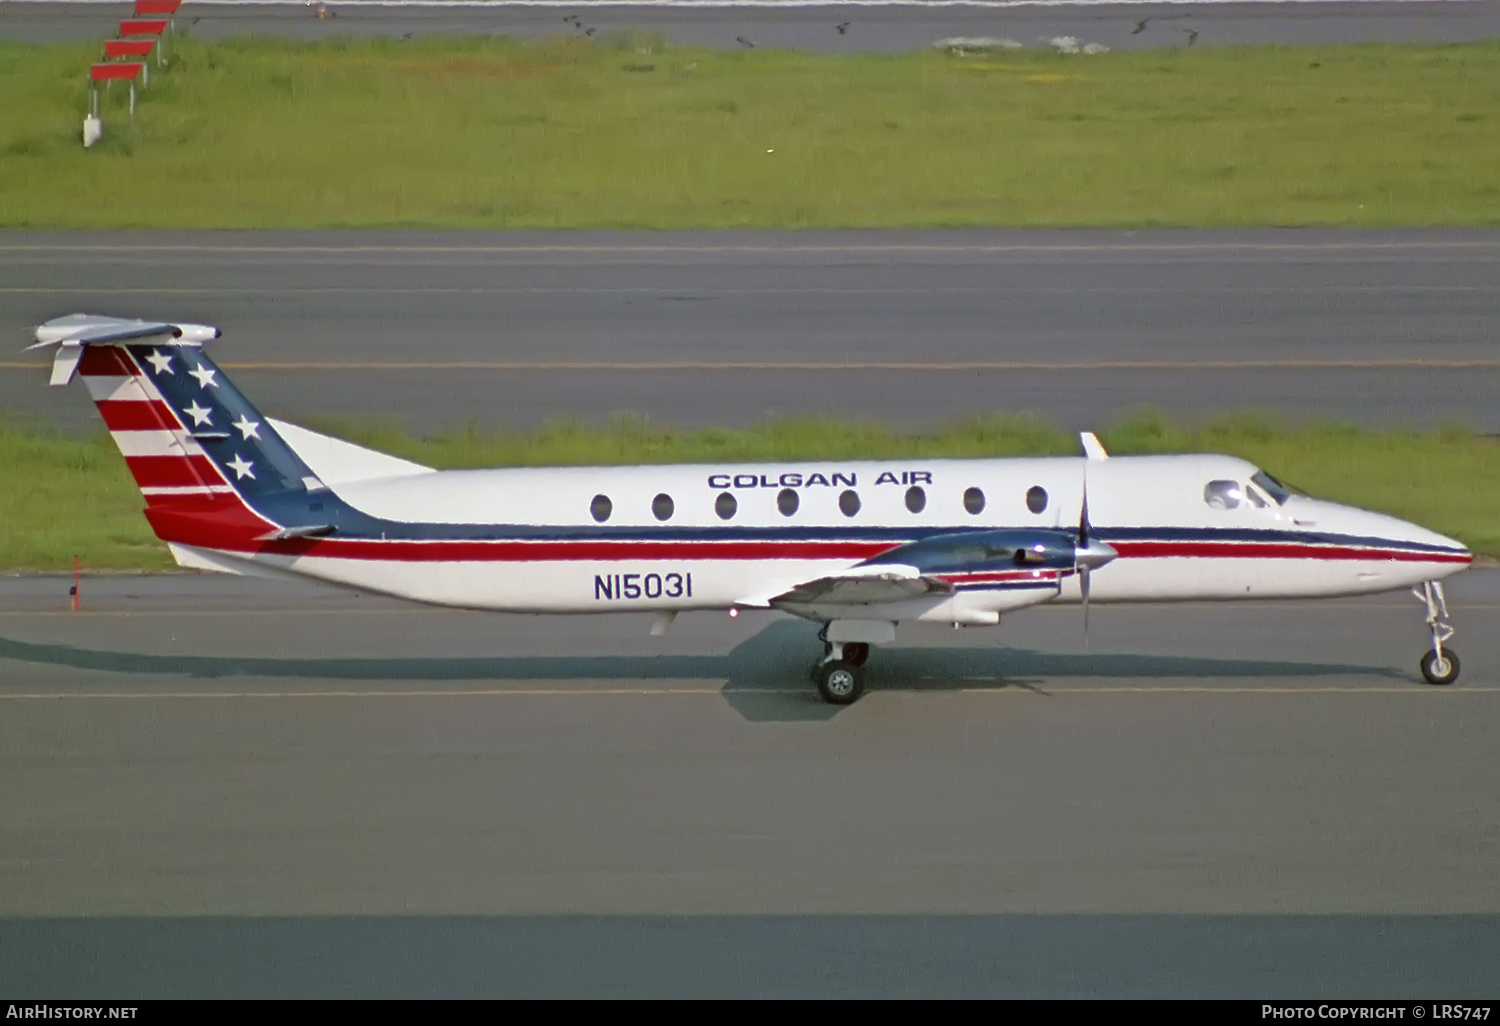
[815,660,864,705]
[1420,648,1460,685]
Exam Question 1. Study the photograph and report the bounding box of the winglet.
[1080,432,1108,461]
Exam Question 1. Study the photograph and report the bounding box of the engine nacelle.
[860,528,1081,575]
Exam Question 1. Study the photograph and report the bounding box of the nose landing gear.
[1414,581,1460,685]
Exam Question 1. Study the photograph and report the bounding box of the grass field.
[2,35,1499,227]
[3,413,1496,572]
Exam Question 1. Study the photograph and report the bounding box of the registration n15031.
[594,572,692,601]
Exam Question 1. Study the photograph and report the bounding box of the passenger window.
[1204,480,1242,510]
[715,492,737,520]
[839,489,861,517]
[964,487,985,515]
[1026,486,1048,514]
[652,493,675,521]
[905,485,926,513]
[590,494,612,523]
[777,488,799,516]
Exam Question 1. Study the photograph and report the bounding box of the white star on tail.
[183,400,213,427]
[188,364,218,389]
[227,454,255,480]
[232,415,261,440]
[145,349,174,375]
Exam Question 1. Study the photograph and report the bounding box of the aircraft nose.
[1344,504,1473,575]
[1077,538,1118,570]
[1438,533,1473,567]
[1394,518,1471,563]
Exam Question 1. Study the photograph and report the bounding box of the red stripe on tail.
[78,347,140,377]
[143,495,275,549]
[124,455,224,489]
[96,399,181,431]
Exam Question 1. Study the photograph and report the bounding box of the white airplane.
[31,314,1473,704]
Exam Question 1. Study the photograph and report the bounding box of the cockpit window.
[1251,471,1292,506]
[1204,480,1242,510]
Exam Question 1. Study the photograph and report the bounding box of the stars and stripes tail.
[80,344,238,505]
[76,340,324,547]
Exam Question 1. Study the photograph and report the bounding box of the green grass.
[4,411,1496,572]
[2,35,1499,227]
[0,424,178,572]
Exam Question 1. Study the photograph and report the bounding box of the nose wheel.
[1414,581,1460,685]
[1420,648,1460,686]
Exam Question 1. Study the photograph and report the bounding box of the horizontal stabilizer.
[267,418,433,488]
[28,314,221,386]
[30,313,221,349]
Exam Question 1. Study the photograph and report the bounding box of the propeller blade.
[1079,463,1090,545]
[1079,461,1092,644]
[1081,565,1091,645]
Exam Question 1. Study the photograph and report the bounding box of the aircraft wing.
[765,563,954,607]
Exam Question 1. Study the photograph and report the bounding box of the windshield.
[1251,471,1293,505]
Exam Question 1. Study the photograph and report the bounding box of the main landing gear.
[811,627,871,705]
[1415,580,1460,686]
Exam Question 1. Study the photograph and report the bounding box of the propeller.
[1079,464,1093,642]
[1072,459,1119,645]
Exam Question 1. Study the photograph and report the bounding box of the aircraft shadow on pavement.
[0,620,1409,723]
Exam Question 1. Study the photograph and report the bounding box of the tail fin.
[32,314,365,553]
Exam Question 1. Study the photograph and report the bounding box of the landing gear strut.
[812,628,866,705]
[1414,580,1460,685]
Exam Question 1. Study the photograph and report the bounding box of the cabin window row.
[588,485,1050,522]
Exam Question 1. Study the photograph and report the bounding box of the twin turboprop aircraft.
[32,314,1473,704]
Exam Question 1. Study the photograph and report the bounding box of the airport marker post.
[104,38,156,86]
[118,19,170,67]
[89,61,146,122]
[133,0,184,23]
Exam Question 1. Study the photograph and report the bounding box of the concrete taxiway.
[5,229,1500,434]
[1,569,1497,995]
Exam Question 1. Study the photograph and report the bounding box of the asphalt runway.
[4,229,1500,434]
[7,1,1500,53]
[1,569,1498,996]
